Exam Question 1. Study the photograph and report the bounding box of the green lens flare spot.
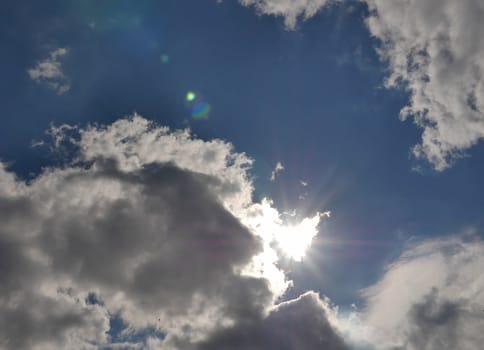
[160,54,170,63]
[186,92,196,102]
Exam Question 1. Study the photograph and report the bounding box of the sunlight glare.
[275,212,329,261]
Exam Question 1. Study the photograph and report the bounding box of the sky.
[1,0,484,349]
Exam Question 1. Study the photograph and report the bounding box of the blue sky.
[2,0,484,349]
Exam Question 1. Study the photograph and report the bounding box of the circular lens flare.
[186,92,196,102]
[160,54,170,64]
[185,91,211,120]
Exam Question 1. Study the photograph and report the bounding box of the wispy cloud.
[28,47,70,94]
[270,161,284,181]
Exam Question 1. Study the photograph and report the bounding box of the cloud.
[5,118,483,350]
[28,48,71,94]
[0,115,338,349]
[239,0,484,170]
[366,0,484,170]
[361,236,484,350]
[270,161,284,181]
[17,114,484,350]
[240,0,339,29]
[198,291,348,350]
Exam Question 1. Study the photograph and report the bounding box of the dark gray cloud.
[384,287,484,350]
[198,291,348,350]
[0,217,108,349]
[0,116,342,350]
[0,159,268,348]
[362,237,484,350]
[400,288,462,350]
[38,161,263,313]
[0,289,108,350]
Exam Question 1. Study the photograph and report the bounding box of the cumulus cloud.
[199,291,348,350]
[28,47,70,94]
[4,116,483,349]
[0,115,339,349]
[15,114,484,350]
[361,236,484,350]
[366,0,484,170]
[240,0,484,170]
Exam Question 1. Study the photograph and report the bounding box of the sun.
[274,213,328,261]
[241,199,330,264]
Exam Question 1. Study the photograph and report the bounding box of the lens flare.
[185,91,211,120]
[191,101,211,119]
[160,54,170,64]
[186,92,196,102]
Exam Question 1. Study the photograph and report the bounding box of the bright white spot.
[275,211,330,261]
[240,199,330,295]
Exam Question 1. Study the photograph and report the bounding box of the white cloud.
[28,48,70,94]
[360,236,484,349]
[270,161,284,181]
[239,0,484,170]
[240,0,339,29]
[0,115,338,349]
[366,0,484,170]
